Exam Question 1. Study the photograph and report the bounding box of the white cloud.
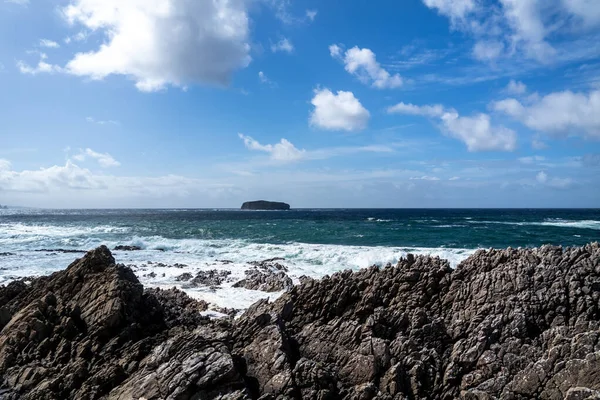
[388,102,517,151]
[86,117,119,126]
[422,0,600,63]
[310,88,370,131]
[40,39,60,49]
[499,0,555,61]
[410,176,441,181]
[386,102,445,117]
[306,9,317,21]
[562,0,600,27]
[519,156,545,164]
[0,159,11,171]
[472,41,505,62]
[536,170,548,183]
[64,31,89,45]
[271,38,294,53]
[422,0,476,24]
[4,0,29,5]
[532,137,548,149]
[238,134,305,162]
[258,71,275,86]
[56,0,251,92]
[330,45,403,89]
[506,79,527,95]
[73,148,120,168]
[535,170,574,189]
[493,89,600,138]
[17,53,62,75]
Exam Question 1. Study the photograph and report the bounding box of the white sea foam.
[0,224,477,311]
[466,219,600,230]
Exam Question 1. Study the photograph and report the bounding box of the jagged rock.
[0,252,15,256]
[249,259,289,273]
[231,243,600,399]
[183,270,232,289]
[0,246,221,400]
[113,246,142,251]
[175,272,193,281]
[2,243,600,399]
[233,269,293,293]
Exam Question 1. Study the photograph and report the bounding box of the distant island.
[0,205,7,209]
[241,200,290,210]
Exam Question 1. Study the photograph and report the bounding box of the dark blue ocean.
[1,208,599,310]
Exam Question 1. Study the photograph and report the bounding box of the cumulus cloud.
[422,0,476,24]
[310,88,370,131]
[40,39,60,49]
[306,9,317,21]
[57,0,251,91]
[72,148,120,168]
[17,53,62,75]
[271,38,294,53]
[0,159,11,171]
[493,89,600,138]
[388,102,516,151]
[238,134,305,162]
[330,45,402,89]
[506,79,527,95]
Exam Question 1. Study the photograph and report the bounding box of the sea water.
[1,208,599,311]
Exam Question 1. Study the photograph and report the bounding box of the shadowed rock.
[1,243,600,399]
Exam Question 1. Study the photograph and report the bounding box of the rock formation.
[1,243,600,399]
[233,259,293,293]
[241,201,290,211]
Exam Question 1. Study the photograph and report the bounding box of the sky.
[0,0,599,208]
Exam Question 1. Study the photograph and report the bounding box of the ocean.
[1,208,599,312]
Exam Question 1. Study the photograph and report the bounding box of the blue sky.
[1,0,599,208]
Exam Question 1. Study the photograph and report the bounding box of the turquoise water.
[1,208,599,310]
[1,208,599,249]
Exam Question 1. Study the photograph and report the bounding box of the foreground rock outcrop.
[1,243,599,399]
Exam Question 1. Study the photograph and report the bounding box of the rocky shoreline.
[1,243,600,399]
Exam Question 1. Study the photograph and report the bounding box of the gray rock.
[2,243,600,399]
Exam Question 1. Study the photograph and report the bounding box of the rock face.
[233,259,293,293]
[1,243,600,399]
[241,200,290,211]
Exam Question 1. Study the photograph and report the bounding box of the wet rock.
[113,246,142,251]
[233,269,293,293]
[175,272,193,281]
[0,252,15,256]
[35,249,86,253]
[184,270,232,289]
